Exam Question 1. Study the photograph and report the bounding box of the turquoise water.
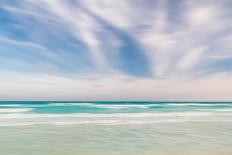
[0,102,232,155]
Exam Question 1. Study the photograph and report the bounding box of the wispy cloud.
[0,0,232,100]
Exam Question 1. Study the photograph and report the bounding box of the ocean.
[0,101,232,155]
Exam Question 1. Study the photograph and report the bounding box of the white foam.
[167,103,232,106]
[1,103,231,109]
[48,103,164,109]
[1,119,232,127]
[48,103,94,106]
[210,109,232,112]
[0,104,22,107]
[47,103,232,110]
[0,112,214,120]
[0,108,33,113]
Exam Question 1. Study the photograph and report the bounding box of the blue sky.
[0,0,232,101]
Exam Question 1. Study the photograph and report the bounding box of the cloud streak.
[0,0,232,100]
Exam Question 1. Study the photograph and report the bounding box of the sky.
[0,0,232,101]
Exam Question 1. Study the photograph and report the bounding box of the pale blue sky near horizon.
[0,0,232,101]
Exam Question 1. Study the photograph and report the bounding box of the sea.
[0,101,232,155]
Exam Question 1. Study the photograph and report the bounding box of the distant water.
[0,101,232,155]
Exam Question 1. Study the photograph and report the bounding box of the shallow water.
[0,102,232,155]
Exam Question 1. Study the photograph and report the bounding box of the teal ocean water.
[0,102,232,155]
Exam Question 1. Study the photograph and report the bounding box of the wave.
[1,119,232,127]
[0,112,214,119]
[0,108,33,113]
[48,102,232,109]
[48,103,94,106]
[0,110,231,127]
[47,103,165,109]
[167,103,232,106]
[209,109,232,112]
[0,104,22,107]
[1,103,231,110]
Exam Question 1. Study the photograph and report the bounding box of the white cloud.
[23,0,112,72]
[1,0,232,100]
[4,0,232,76]
[138,0,232,79]
[0,35,45,49]
[80,0,151,30]
[176,47,205,70]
